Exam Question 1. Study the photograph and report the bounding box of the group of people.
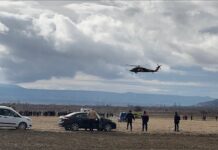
[125,110,181,132]
[87,108,181,132]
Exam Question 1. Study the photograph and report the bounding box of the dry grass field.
[117,117,218,134]
[1,116,218,150]
[31,116,218,134]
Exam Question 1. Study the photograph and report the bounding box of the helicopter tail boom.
[154,65,161,72]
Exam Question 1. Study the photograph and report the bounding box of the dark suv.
[59,112,116,132]
[118,112,127,122]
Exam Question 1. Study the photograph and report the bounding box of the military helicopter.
[128,64,161,73]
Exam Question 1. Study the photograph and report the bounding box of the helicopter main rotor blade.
[126,64,138,67]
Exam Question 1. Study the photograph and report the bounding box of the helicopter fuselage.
[129,66,161,73]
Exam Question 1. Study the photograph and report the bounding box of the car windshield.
[11,110,21,117]
[65,112,77,117]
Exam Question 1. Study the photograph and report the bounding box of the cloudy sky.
[0,1,218,98]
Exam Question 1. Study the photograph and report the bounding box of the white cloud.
[0,21,9,34]
[77,15,122,43]
[32,12,75,45]
[65,2,115,14]
[0,3,138,82]
[18,72,208,96]
[0,11,30,21]
[203,66,218,73]
[0,44,8,54]
[18,73,165,93]
[0,1,27,8]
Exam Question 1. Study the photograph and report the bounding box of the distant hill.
[0,84,214,106]
[197,99,218,107]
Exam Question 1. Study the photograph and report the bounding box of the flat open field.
[1,116,218,150]
[31,116,218,134]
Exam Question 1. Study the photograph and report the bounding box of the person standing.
[88,108,98,131]
[125,110,135,131]
[174,112,181,132]
[141,111,149,132]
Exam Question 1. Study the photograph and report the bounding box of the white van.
[0,106,32,130]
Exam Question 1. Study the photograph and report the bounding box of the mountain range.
[197,99,218,107]
[0,84,214,106]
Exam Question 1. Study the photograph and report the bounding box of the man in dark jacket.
[174,112,180,132]
[141,111,149,132]
[125,110,135,131]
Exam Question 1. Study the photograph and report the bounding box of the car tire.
[97,128,103,131]
[104,124,112,132]
[18,122,27,130]
[71,123,79,131]
[64,126,71,131]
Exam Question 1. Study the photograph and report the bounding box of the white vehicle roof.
[65,112,82,117]
[64,111,100,119]
[0,106,24,118]
[0,106,14,110]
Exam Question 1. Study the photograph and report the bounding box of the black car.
[59,112,116,132]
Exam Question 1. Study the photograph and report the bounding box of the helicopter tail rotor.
[155,64,161,72]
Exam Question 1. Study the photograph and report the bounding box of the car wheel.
[97,128,103,131]
[104,124,112,132]
[64,126,71,131]
[18,122,27,130]
[71,123,79,131]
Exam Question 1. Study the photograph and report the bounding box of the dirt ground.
[1,130,218,150]
[1,116,218,150]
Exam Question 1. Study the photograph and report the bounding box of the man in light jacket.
[88,109,98,131]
